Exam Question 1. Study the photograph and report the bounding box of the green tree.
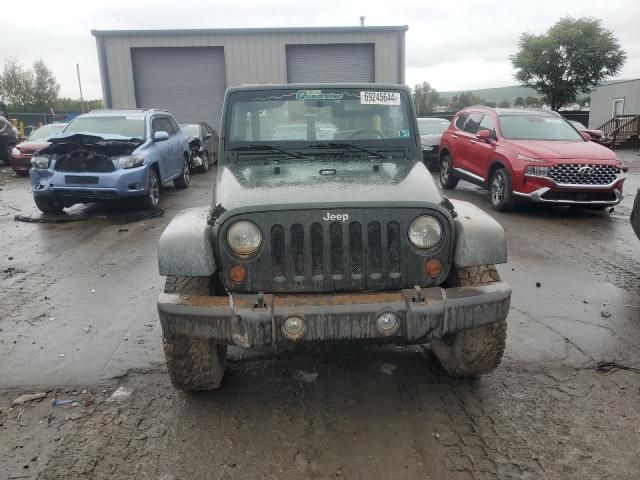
[0,58,60,111]
[498,99,511,108]
[514,96,525,107]
[577,95,591,108]
[511,17,626,111]
[412,81,440,115]
[448,91,484,110]
[525,96,541,108]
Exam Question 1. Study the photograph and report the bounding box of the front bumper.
[157,282,511,348]
[513,187,623,205]
[30,164,150,201]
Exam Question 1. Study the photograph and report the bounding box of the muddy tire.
[34,196,64,214]
[439,153,459,190]
[173,155,191,189]
[431,265,507,377]
[162,276,227,392]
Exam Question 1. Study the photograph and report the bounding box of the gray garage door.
[132,47,226,130]
[286,44,374,83]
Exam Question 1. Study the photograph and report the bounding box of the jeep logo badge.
[323,212,349,222]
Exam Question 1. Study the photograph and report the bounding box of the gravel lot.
[1,150,639,479]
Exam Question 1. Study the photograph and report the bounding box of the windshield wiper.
[309,142,385,160]
[229,144,304,159]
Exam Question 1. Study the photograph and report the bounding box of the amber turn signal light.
[425,259,442,278]
[229,265,247,283]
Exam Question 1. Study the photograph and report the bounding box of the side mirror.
[203,133,213,140]
[581,132,592,141]
[476,129,493,141]
[153,131,170,142]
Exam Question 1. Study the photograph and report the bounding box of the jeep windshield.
[226,88,415,152]
[499,114,583,141]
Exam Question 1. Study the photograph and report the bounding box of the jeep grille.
[218,208,452,293]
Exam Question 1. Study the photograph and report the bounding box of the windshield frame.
[223,87,418,152]
[497,113,585,142]
[63,114,147,140]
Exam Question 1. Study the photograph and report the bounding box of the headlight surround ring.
[226,220,263,255]
[408,215,442,249]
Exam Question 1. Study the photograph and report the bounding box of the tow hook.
[412,285,425,303]
[255,291,265,309]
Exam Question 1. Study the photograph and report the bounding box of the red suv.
[438,107,626,211]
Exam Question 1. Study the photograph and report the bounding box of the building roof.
[593,78,640,89]
[92,25,409,37]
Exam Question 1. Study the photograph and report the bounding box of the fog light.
[282,316,306,340]
[376,311,400,336]
[425,259,442,278]
[229,265,247,283]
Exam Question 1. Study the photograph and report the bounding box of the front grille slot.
[349,222,363,275]
[387,222,401,274]
[291,223,304,279]
[271,225,285,279]
[329,222,344,277]
[310,223,324,276]
[549,164,620,185]
[55,151,115,173]
[367,222,382,274]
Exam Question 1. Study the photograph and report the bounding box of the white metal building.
[92,26,407,130]
[589,78,640,128]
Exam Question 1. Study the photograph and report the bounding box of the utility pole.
[76,63,85,113]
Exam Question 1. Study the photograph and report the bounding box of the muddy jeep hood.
[210,159,443,223]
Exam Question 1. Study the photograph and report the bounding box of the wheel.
[139,167,161,210]
[439,154,459,189]
[34,196,64,214]
[173,155,191,189]
[632,190,640,240]
[198,152,210,173]
[431,265,507,377]
[162,276,227,392]
[489,168,513,212]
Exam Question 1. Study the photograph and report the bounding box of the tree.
[514,96,525,108]
[577,95,591,108]
[525,96,541,108]
[412,82,440,115]
[448,91,484,110]
[31,60,60,110]
[498,99,511,108]
[511,17,625,111]
[0,58,33,106]
[0,58,60,111]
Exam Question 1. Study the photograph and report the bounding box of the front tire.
[162,276,227,392]
[431,265,507,377]
[34,196,64,214]
[439,154,459,189]
[139,167,161,210]
[489,168,513,212]
[173,155,191,189]
[198,152,210,173]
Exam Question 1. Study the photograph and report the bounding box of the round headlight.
[408,215,442,249]
[227,221,262,255]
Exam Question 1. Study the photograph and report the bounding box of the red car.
[570,120,613,148]
[438,107,626,211]
[9,123,67,176]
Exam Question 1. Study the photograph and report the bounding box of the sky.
[1,0,639,100]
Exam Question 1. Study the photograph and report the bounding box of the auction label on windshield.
[360,91,401,105]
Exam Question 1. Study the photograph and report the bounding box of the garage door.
[132,47,226,131]
[286,44,374,83]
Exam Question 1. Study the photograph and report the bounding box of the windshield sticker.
[399,129,410,138]
[296,90,344,101]
[361,91,401,105]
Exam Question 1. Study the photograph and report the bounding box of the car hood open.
[210,159,444,223]
[40,133,144,156]
[503,139,618,162]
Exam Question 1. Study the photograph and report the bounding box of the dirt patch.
[14,208,164,225]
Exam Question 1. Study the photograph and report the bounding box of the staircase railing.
[608,115,640,150]
[598,115,636,137]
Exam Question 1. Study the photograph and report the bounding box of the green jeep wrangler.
[157,84,511,391]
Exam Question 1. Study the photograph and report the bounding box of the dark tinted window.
[478,115,496,138]
[463,113,484,134]
[455,113,469,130]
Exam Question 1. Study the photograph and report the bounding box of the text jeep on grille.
[156,84,512,391]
